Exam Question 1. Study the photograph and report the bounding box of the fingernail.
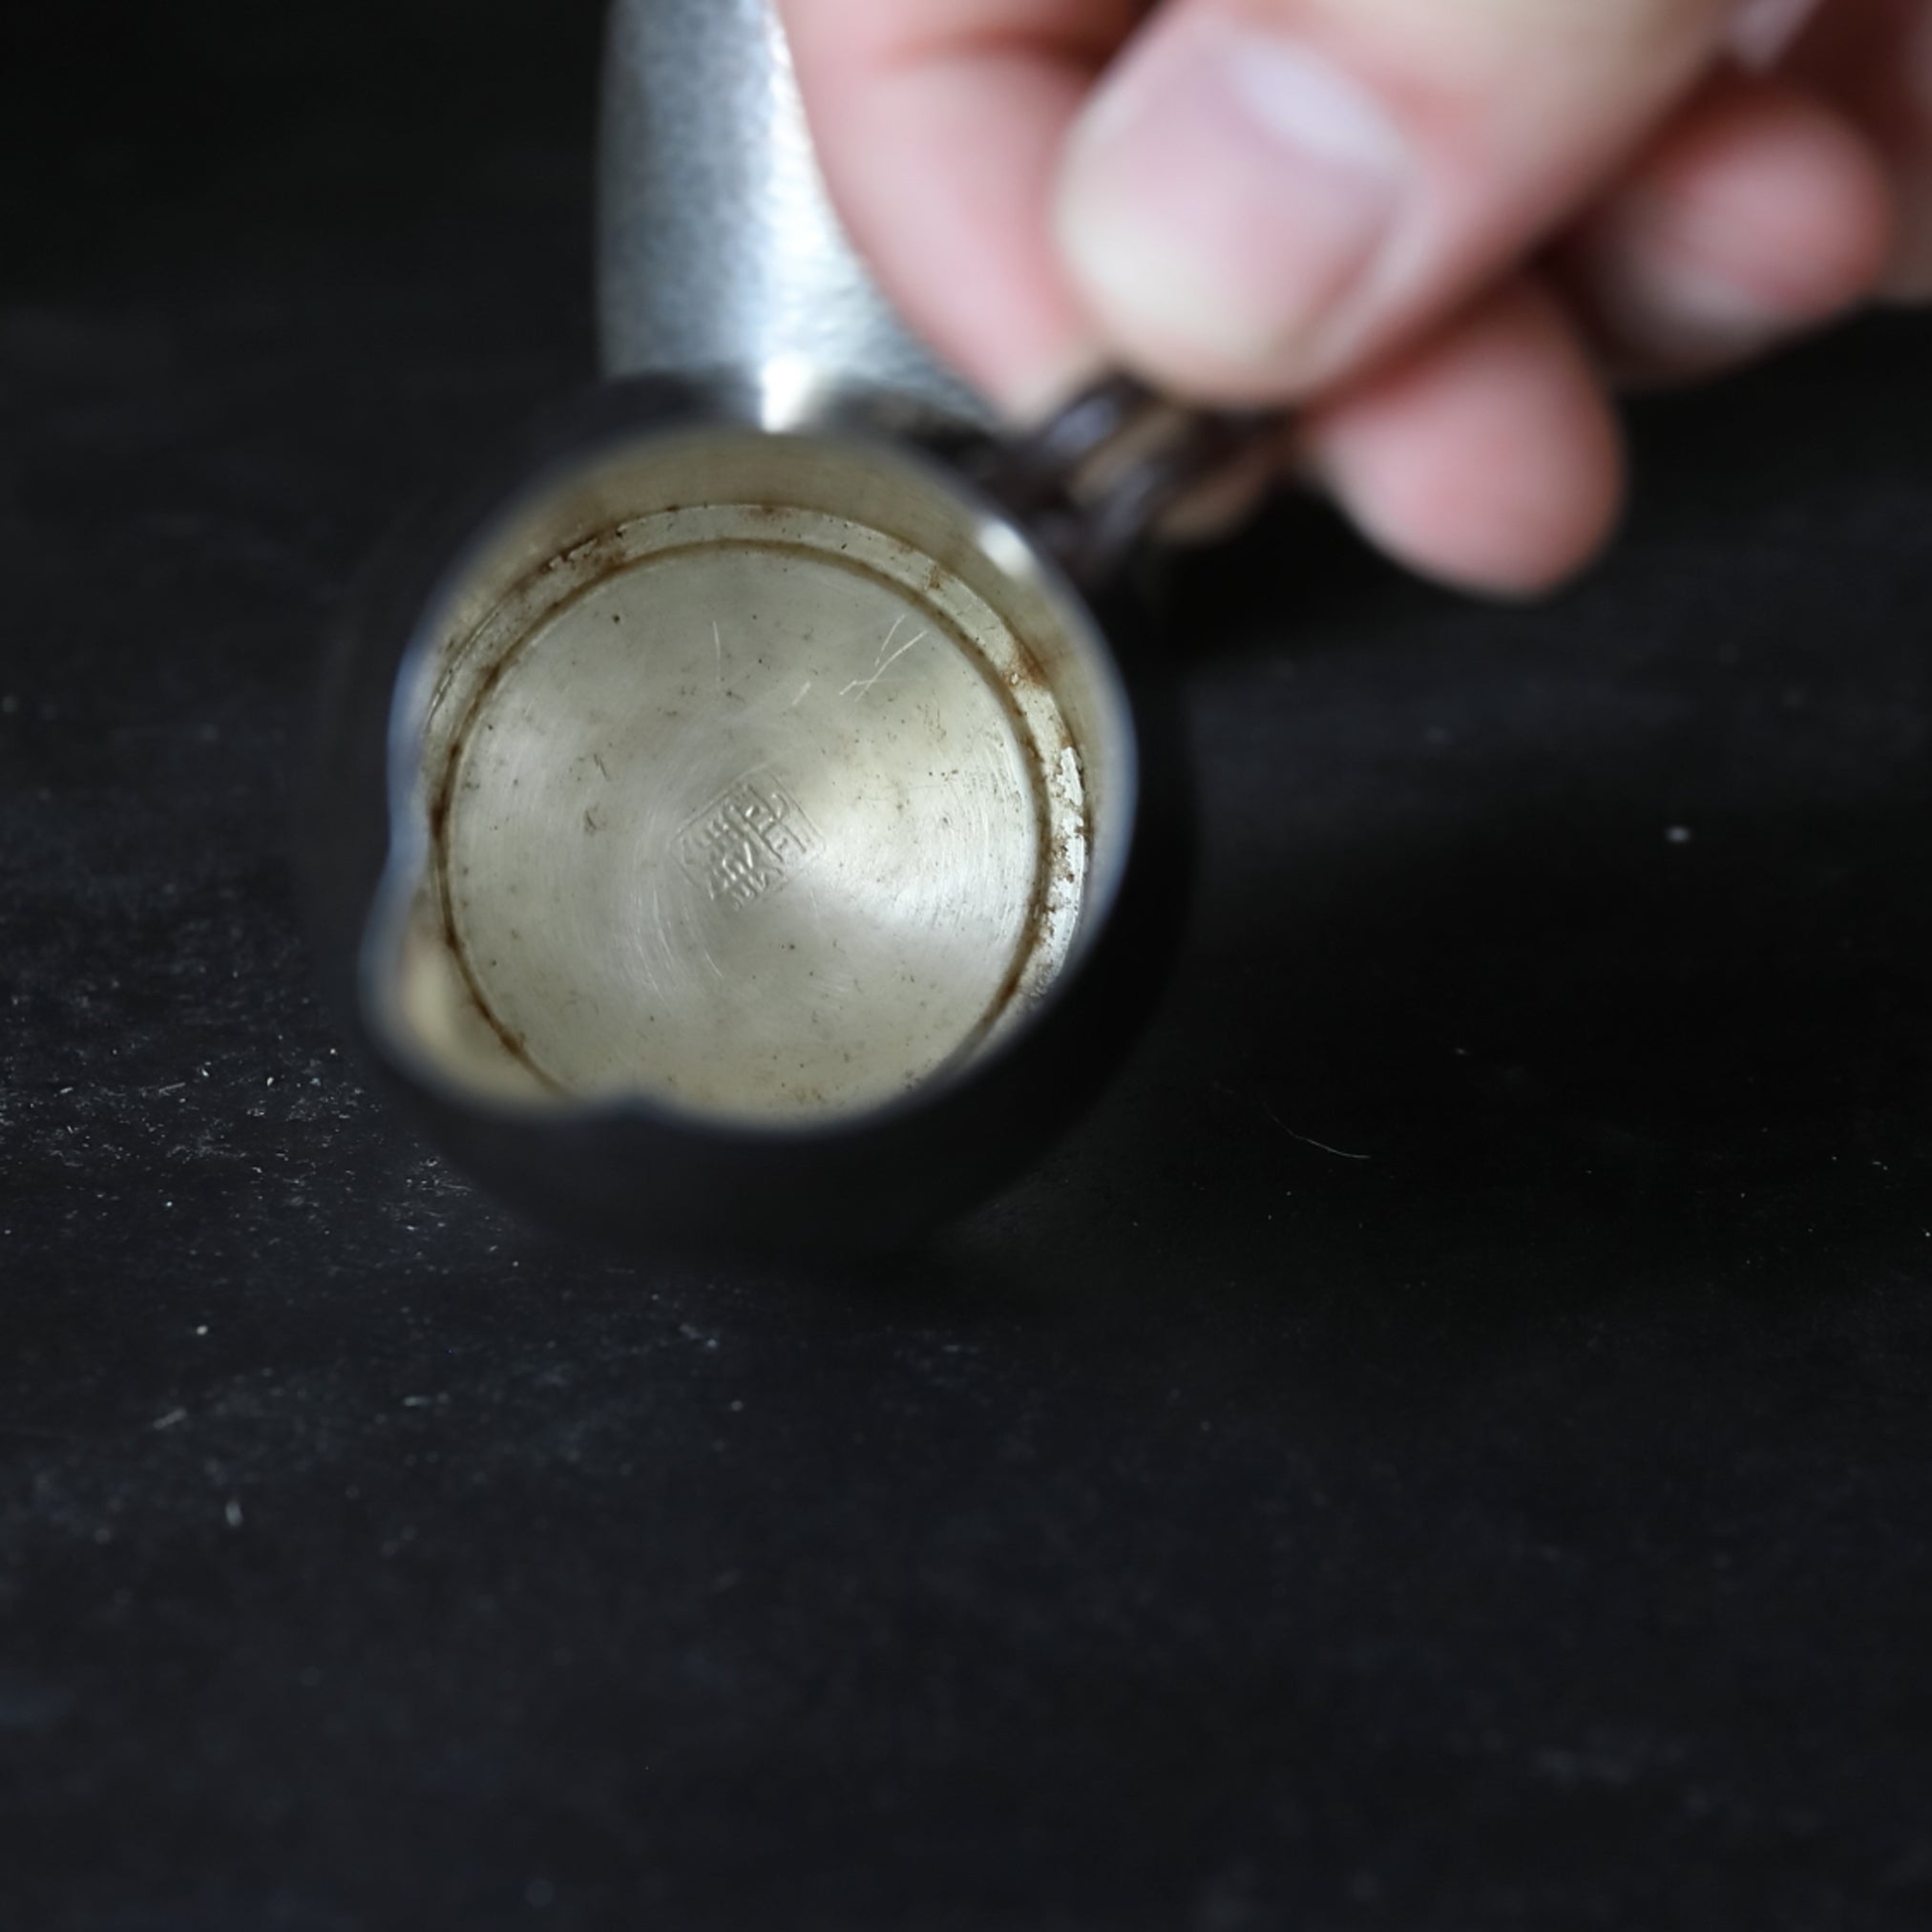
[1057,18,1409,384]
[1728,0,1825,69]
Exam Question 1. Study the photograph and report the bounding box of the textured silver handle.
[597,0,988,426]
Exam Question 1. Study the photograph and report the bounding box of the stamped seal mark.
[676,774,822,911]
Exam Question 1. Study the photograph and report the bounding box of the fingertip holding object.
[1057,16,1411,394]
[1305,282,1624,598]
[1572,74,1894,370]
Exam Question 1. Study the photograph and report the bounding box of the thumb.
[1055,0,1745,401]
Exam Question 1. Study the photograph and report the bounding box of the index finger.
[779,0,1140,410]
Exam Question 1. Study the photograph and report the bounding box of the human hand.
[780,0,1919,593]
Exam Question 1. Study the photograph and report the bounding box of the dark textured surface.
[5,7,1932,1928]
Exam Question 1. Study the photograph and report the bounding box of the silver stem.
[597,0,988,427]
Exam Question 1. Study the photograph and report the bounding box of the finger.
[1561,72,1894,375]
[1779,0,1932,299]
[1052,0,1746,404]
[779,0,1134,411]
[1300,277,1624,596]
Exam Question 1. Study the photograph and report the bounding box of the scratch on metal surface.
[800,873,831,946]
[840,613,902,695]
[841,614,930,699]
[639,884,670,998]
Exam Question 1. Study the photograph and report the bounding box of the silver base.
[365,379,1136,1134]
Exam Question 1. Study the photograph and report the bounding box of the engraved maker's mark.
[675,775,822,912]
